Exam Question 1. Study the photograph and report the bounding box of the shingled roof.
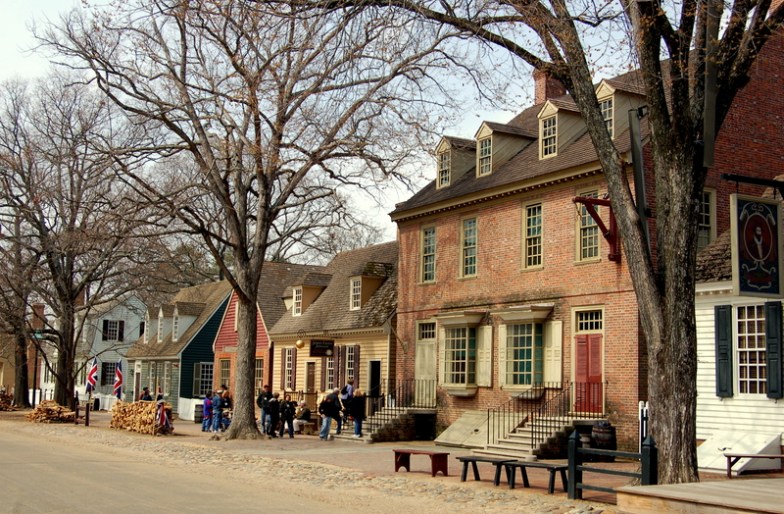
[269,241,398,336]
[696,231,733,283]
[256,261,326,328]
[391,70,647,220]
[126,280,232,359]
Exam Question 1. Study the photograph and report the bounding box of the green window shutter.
[765,301,783,399]
[715,305,733,398]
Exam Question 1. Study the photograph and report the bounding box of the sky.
[0,1,522,242]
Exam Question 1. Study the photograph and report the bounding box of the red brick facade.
[393,30,784,451]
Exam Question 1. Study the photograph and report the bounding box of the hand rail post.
[641,435,658,485]
[568,430,582,499]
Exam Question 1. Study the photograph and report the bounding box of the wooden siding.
[695,292,784,444]
[180,296,229,399]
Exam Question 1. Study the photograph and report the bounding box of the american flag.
[85,357,99,393]
[113,360,123,399]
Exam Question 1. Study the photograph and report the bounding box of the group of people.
[318,379,366,440]
[255,385,312,438]
[199,380,367,440]
[200,385,232,433]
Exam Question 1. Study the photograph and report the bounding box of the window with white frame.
[158,312,164,343]
[443,327,477,385]
[293,287,303,316]
[578,190,600,261]
[102,320,124,341]
[504,323,544,386]
[541,116,557,157]
[524,203,542,268]
[577,310,603,332]
[599,97,613,138]
[478,137,492,175]
[193,362,214,397]
[284,348,295,390]
[461,218,477,277]
[421,226,436,283]
[345,346,357,382]
[438,151,451,187]
[350,277,362,310]
[101,362,117,386]
[326,357,336,390]
[220,359,230,387]
[254,359,264,395]
[419,322,436,340]
[172,315,179,342]
[737,305,767,394]
[697,190,715,250]
[163,361,171,397]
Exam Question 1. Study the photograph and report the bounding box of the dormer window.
[478,137,492,176]
[437,151,451,188]
[541,116,557,157]
[599,97,613,138]
[158,311,164,343]
[172,314,179,342]
[350,277,361,310]
[293,286,303,316]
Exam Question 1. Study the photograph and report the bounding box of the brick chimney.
[534,69,567,104]
[31,304,45,330]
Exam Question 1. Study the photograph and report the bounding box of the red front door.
[574,334,603,413]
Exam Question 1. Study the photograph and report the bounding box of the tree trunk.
[225,292,262,439]
[13,331,31,408]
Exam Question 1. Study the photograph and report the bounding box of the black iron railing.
[487,382,606,451]
[294,379,437,434]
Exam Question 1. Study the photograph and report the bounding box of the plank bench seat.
[455,456,516,484]
[504,460,568,494]
[723,453,784,478]
[393,449,450,477]
[299,422,316,435]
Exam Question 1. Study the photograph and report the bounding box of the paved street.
[0,427,324,513]
[0,411,619,514]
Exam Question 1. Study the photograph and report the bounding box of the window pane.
[525,203,542,267]
[737,305,767,394]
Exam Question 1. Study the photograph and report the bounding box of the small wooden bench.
[456,456,516,484]
[504,460,568,494]
[393,449,450,477]
[724,453,784,478]
[299,422,317,435]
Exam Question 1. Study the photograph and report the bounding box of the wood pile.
[25,400,76,423]
[0,393,15,411]
[110,400,173,435]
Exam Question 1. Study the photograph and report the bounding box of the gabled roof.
[696,231,733,283]
[480,121,536,138]
[443,136,476,150]
[126,280,232,359]
[270,241,398,336]
[256,261,326,328]
[175,301,205,317]
[391,77,641,219]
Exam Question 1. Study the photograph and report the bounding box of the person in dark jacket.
[211,390,224,433]
[256,384,272,434]
[318,393,340,440]
[279,394,297,438]
[293,401,312,434]
[265,392,280,438]
[349,389,366,438]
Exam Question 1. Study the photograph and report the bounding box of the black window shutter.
[353,344,361,387]
[715,305,733,398]
[102,320,109,341]
[765,301,783,399]
[118,320,125,342]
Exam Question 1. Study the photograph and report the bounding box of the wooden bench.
[504,460,568,494]
[393,449,450,477]
[724,453,784,478]
[456,456,516,484]
[299,422,317,435]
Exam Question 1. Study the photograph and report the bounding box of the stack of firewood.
[25,400,75,423]
[0,393,15,411]
[110,400,172,435]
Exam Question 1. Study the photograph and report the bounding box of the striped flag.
[113,360,123,399]
[85,357,99,393]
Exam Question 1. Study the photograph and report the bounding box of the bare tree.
[294,0,784,482]
[0,74,165,408]
[39,0,467,438]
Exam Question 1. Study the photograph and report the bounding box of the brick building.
[391,29,784,451]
